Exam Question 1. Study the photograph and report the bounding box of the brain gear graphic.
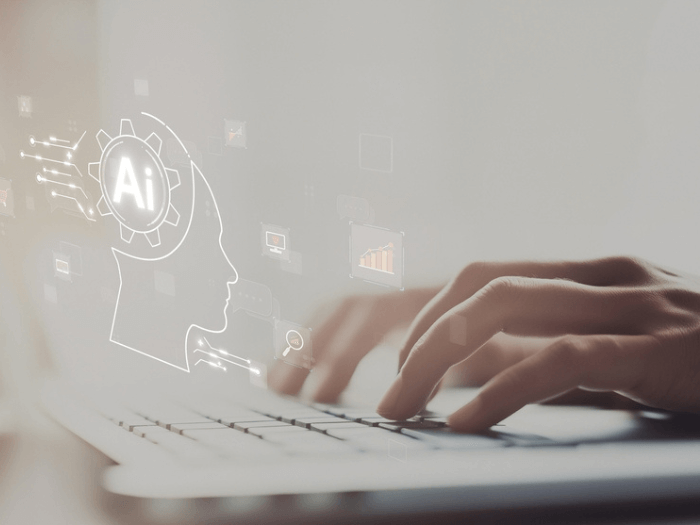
[89,119,181,247]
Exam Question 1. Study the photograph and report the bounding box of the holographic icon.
[89,119,181,247]
[359,243,395,274]
[350,223,404,289]
[53,252,71,281]
[337,194,371,221]
[224,119,247,148]
[274,321,313,370]
[266,231,286,254]
[261,223,290,261]
[283,330,304,357]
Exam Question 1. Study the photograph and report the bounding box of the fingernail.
[377,375,404,417]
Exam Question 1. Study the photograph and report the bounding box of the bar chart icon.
[351,223,403,289]
[359,243,394,274]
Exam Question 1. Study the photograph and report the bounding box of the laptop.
[5,1,700,523]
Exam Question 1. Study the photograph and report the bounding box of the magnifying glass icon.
[283,329,304,357]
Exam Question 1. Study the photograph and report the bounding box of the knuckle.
[549,335,589,369]
[585,335,620,367]
[611,255,651,280]
[614,255,645,270]
[479,275,529,303]
[451,261,489,291]
[625,287,694,333]
[658,286,700,310]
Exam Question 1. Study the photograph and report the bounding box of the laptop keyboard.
[97,394,542,465]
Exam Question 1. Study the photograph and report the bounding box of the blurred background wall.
[95,0,689,306]
[7,0,700,390]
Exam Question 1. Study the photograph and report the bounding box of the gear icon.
[89,119,181,247]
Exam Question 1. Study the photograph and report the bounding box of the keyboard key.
[133,426,171,439]
[262,430,332,445]
[294,416,347,428]
[121,418,158,432]
[310,422,368,433]
[151,407,214,427]
[219,414,276,426]
[248,426,308,439]
[366,433,433,449]
[247,396,310,418]
[325,427,387,440]
[358,416,418,426]
[133,404,204,423]
[312,405,348,417]
[377,421,442,432]
[352,433,434,453]
[341,410,386,421]
[144,431,219,463]
[188,402,272,425]
[182,428,248,444]
[276,409,329,424]
[101,408,149,428]
[170,422,229,434]
[316,407,382,420]
[420,416,448,425]
[181,427,283,459]
[213,436,284,460]
[234,421,291,432]
[156,415,214,429]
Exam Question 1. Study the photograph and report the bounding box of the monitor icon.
[261,223,290,261]
[265,231,286,255]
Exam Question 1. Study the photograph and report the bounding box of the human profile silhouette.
[92,116,238,372]
[110,162,237,371]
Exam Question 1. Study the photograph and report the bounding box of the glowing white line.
[141,112,191,160]
[40,141,72,150]
[141,112,165,126]
[23,154,85,177]
[201,337,250,363]
[194,359,226,371]
[52,193,97,222]
[38,131,85,150]
[38,177,88,199]
[192,349,256,373]
[22,153,45,161]
[213,348,251,363]
[73,130,87,149]
[43,168,72,177]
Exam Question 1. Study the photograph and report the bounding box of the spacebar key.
[399,427,507,449]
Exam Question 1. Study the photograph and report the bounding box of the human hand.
[268,287,440,403]
[376,257,700,431]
